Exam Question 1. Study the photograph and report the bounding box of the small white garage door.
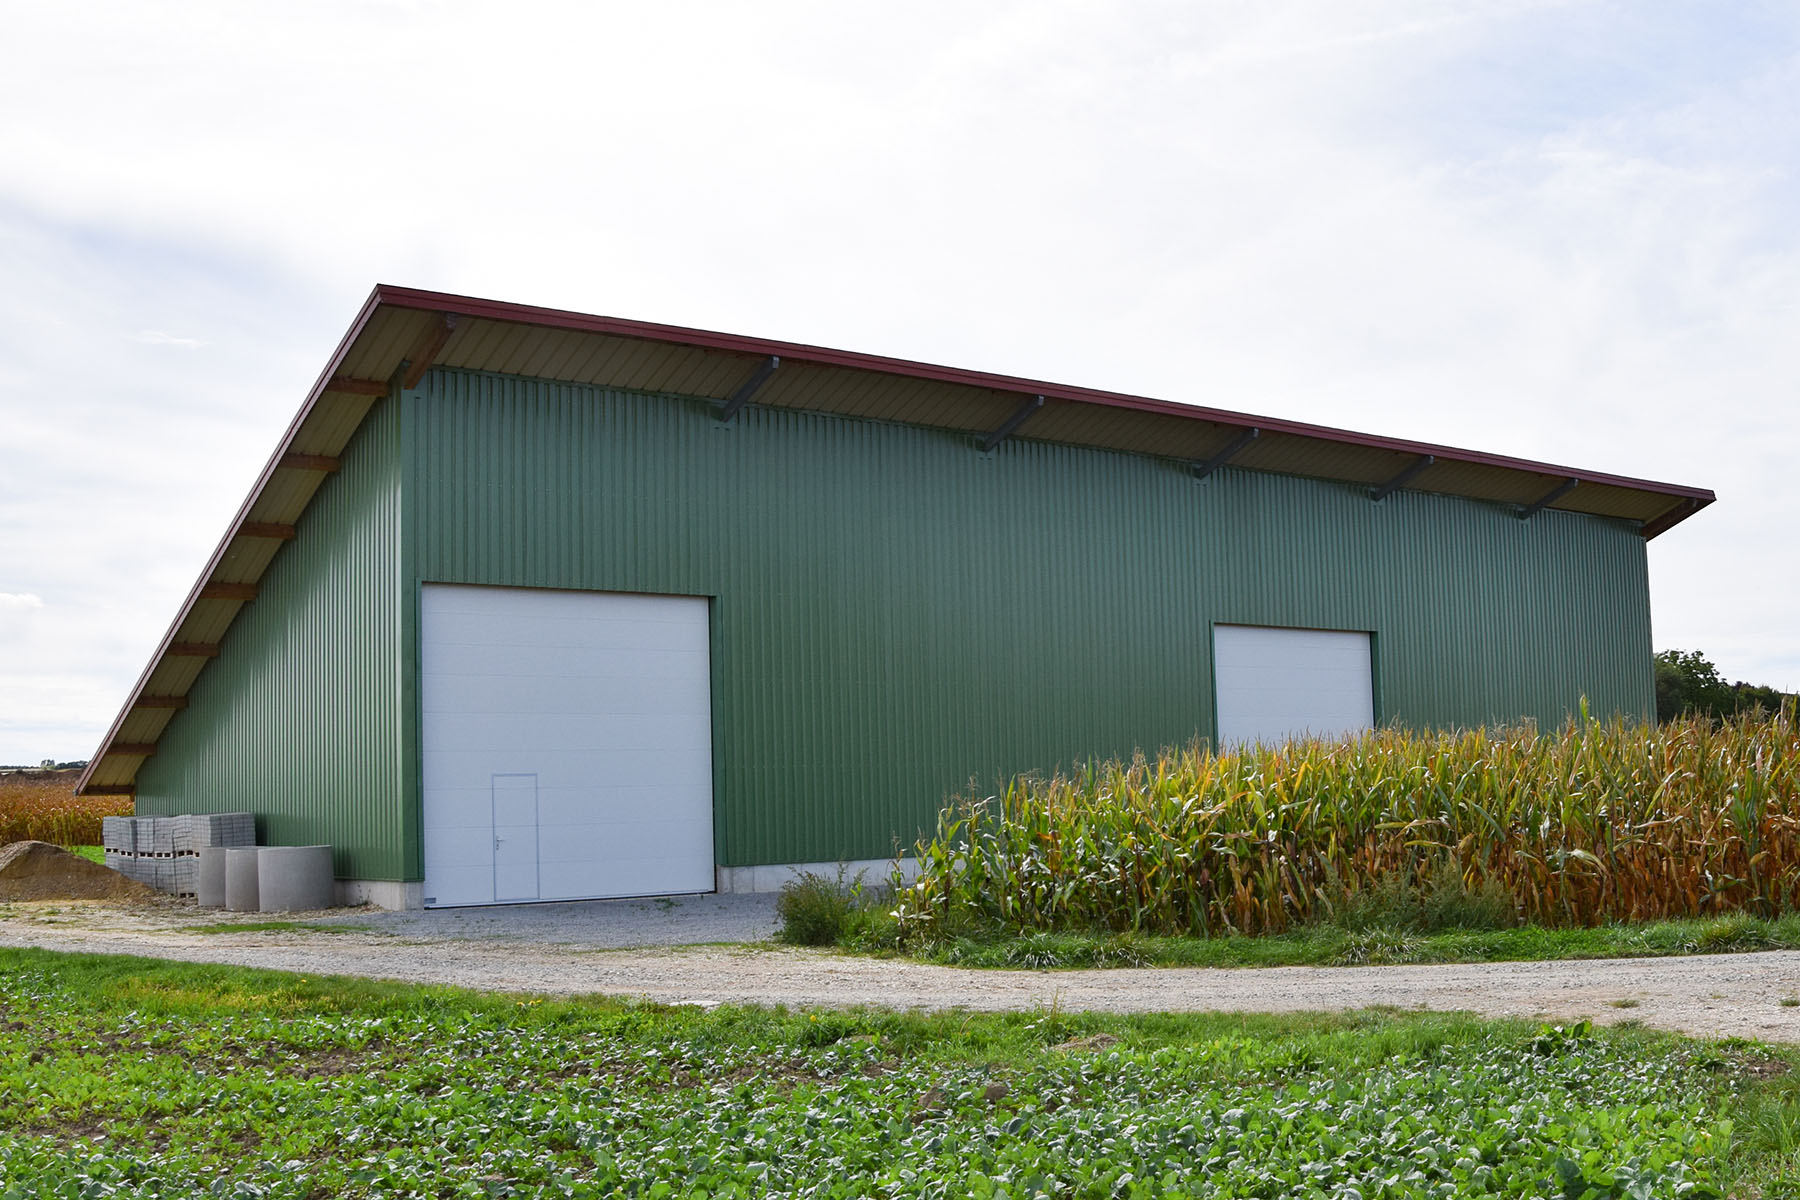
[1214,624,1374,748]
[420,584,715,908]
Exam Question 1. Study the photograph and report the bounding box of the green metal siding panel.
[411,369,1654,867]
[397,380,423,883]
[135,400,406,880]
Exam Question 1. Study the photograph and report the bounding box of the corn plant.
[891,707,1800,939]
[0,773,129,846]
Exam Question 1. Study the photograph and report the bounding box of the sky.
[1,0,1796,763]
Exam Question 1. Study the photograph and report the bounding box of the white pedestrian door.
[491,774,539,902]
[421,584,716,908]
[1213,624,1374,749]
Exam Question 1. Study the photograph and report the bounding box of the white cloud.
[1,0,1798,755]
[131,330,207,348]
[0,593,44,611]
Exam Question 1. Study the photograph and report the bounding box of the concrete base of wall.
[715,857,920,894]
[335,862,918,910]
[336,879,424,910]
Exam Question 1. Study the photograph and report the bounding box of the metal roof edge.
[373,284,1718,507]
[75,286,389,796]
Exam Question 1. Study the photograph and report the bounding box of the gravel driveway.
[5,895,1800,1043]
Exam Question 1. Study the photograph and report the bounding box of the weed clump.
[1323,857,1516,934]
[776,866,899,948]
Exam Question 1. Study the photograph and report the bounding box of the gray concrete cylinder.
[257,845,334,912]
[224,847,260,912]
[196,847,229,908]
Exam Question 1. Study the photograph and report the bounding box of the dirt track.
[5,899,1800,1042]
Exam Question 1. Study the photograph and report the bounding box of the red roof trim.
[75,287,389,796]
[374,284,1717,505]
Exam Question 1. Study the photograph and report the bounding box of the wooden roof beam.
[400,313,459,390]
[237,522,296,540]
[167,642,221,657]
[278,452,340,473]
[1641,497,1704,539]
[82,784,136,795]
[133,696,188,709]
[111,743,157,756]
[199,583,258,601]
[324,376,390,397]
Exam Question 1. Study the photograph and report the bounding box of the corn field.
[891,709,1800,938]
[0,771,129,847]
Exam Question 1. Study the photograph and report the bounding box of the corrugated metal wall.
[411,370,1654,867]
[135,400,405,880]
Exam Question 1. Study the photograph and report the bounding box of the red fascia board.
[374,284,1717,506]
[76,287,390,795]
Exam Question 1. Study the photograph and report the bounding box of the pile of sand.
[0,841,155,902]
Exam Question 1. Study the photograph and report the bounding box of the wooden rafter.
[167,642,221,657]
[199,583,258,601]
[324,376,390,397]
[133,696,188,709]
[111,743,157,756]
[278,452,340,472]
[83,784,135,795]
[237,522,296,539]
[400,313,459,390]
[1641,498,1704,539]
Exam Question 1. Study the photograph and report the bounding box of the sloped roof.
[77,283,1715,795]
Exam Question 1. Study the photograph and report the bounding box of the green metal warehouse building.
[78,286,1714,909]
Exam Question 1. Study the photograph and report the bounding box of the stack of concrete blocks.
[102,813,255,897]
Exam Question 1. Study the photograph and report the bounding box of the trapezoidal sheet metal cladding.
[406,369,1656,869]
[133,401,409,882]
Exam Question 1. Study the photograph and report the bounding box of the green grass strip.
[905,912,1800,970]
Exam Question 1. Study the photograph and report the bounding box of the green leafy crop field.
[4,949,1798,1198]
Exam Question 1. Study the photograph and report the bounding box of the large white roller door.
[1213,624,1374,749]
[421,584,715,907]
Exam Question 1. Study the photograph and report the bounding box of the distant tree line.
[1655,649,1794,723]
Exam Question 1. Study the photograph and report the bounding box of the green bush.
[776,867,871,946]
[839,903,901,951]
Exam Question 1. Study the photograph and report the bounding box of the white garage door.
[420,584,715,908]
[1214,624,1374,749]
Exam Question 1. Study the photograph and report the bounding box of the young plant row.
[0,950,1770,1197]
[891,709,1800,939]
